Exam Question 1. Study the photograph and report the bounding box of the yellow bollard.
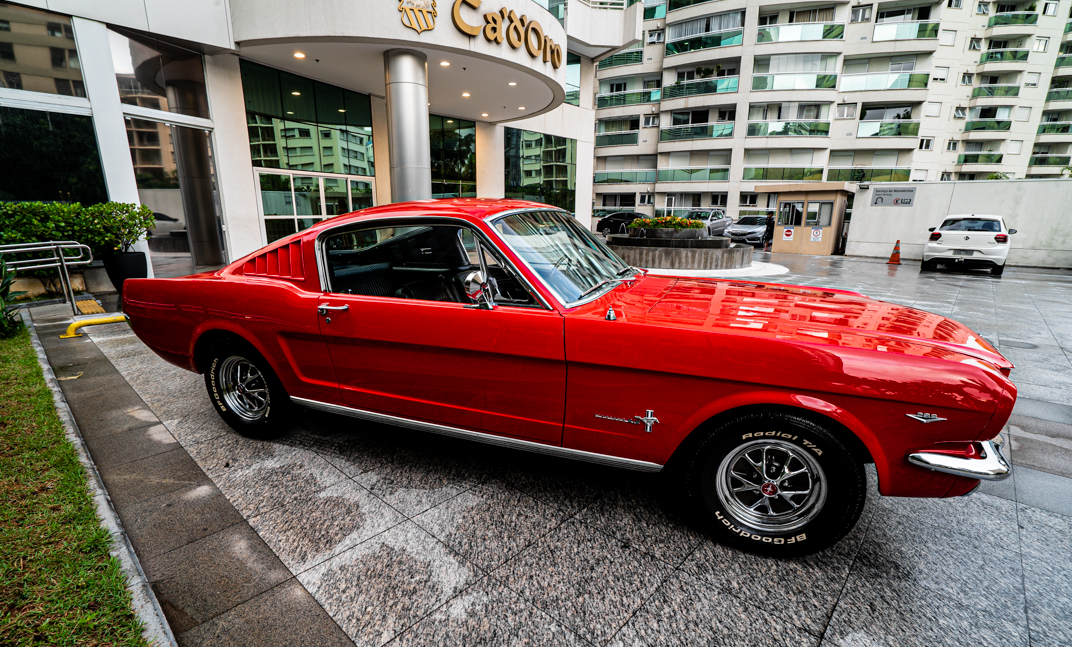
[60,314,129,339]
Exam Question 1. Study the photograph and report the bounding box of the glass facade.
[565,53,580,106]
[0,105,106,203]
[239,60,374,176]
[504,128,578,213]
[0,4,84,97]
[259,172,373,243]
[109,28,208,118]
[429,115,476,198]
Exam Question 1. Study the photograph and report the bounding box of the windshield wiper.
[578,277,629,299]
[615,265,639,278]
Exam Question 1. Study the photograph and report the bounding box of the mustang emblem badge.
[595,410,660,433]
[906,412,946,424]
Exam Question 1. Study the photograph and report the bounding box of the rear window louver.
[242,241,305,280]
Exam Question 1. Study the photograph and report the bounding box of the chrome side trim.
[291,396,664,473]
[907,434,1011,481]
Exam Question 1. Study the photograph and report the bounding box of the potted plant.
[627,215,706,239]
[89,202,156,299]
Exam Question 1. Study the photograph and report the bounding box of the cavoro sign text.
[451,0,563,69]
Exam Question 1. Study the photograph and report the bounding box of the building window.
[947,140,959,151]
[647,30,664,44]
[638,193,654,205]
[911,170,928,182]
[953,106,967,119]
[976,2,989,14]
[959,173,977,181]
[739,192,759,207]
[919,137,934,150]
[1034,37,1049,53]
[836,103,857,119]
[1024,72,1040,88]
[961,73,974,85]
[932,67,949,82]
[643,115,659,128]
[711,192,728,207]
[948,0,962,7]
[925,102,942,117]
[601,193,636,208]
[0,5,86,98]
[0,42,14,62]
[1043,2,1058,15]
[565,53,580,107]
[850,5,872,22]
[1009,140,1023,154]
[644,79,661,89]
[969,37,982,50]
[505,128,577,212]
[0,19,9,31]
[941,172,953,180]
[758,14,778,26]
[609,81,627,94]
[939,30,956,46]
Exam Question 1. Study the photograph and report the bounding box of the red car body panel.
[123,198,1016,499]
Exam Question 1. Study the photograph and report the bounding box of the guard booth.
[767,183,854,255]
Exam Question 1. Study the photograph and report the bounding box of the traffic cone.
[886,240,902,265]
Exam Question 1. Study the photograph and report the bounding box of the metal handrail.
[0,241,94,316]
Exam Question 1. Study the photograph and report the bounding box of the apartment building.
[593,0,1072,220]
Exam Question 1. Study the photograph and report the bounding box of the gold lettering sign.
[452,0,561,69]
[399,0,437,33]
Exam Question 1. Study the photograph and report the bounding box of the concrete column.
[383,49,431,202]
[475,122,505,198]
[71,17,154,276]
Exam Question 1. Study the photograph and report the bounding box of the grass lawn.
[0,325,148,646]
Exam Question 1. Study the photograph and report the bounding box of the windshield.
[940,218,1001,232]
[736,217,766,226]
[491,210,633,305]
[684,211,709,220]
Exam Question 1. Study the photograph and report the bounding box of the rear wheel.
[991,263,1005,276]
[204,342,292,437]
[683,411,866,557]
[599,226,611,237]
[921,259,938,271]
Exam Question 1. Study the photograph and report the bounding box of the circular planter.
[628,228,704,240]
[102,251,148,299]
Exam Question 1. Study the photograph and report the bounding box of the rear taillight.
[929,232,942,241]
[995,234,1008,243]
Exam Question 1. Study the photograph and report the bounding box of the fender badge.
[595,410,660,433]
[906,412,946,424]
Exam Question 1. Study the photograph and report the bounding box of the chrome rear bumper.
[908,434,1011,481]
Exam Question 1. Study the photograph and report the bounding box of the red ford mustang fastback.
[124,199,1015,556]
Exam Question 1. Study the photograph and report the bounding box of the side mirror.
[1008,228,1017,234]
[463,271,496,309]
[928,227,936,232]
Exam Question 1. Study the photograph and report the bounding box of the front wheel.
[204,342,292,437]
[599,227,611,237]
[683,411,866,557]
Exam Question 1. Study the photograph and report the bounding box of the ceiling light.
[286,111,294,114]
[481,113,489,117]
[338,109,346,113]
[294,52,306,59]
[462,92,470,97]
[518,106,525,110]
[291,91,300,96]
[508,82,517,86]
[440,61,450,66]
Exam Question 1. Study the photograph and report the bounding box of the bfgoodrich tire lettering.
[204,342,292,438]
[684,411,866,557]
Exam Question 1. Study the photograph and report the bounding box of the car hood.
[590,275,1013,370]
[726,224,765,233]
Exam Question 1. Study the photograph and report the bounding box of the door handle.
[317,304,349,316]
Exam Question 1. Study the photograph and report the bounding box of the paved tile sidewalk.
[32,255,1072,646]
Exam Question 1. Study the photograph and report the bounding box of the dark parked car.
[596,211,641,236]
[726,216,769,246]
[682,209,732,237]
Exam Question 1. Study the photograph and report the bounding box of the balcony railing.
[664,29,744,56]
[964,119,1012,131]
[1047,89,1072,101]
[742,166,824,181]
[595,131,640,147]
[757,22,845,43]
[1028,155,1071,166]
[596,89,662,108]
[980,49,1029,63]
[659,123,735,141]
[873,21,940,42]
[856,120,921,137]
[661,76,739,100]
[826,167,912,182]
[751,72,838,91]
[594,170,657,183]
[1056,56,1072,68]
[987,12,1038,28]
[1038,121,1072,134]
[667,0,717,11]
[957,153,1004,164]
[971,84,1021,97]
[598,50,643,70]
[746,120,831,136]
[656,166,731,181]
[839,72,929,91]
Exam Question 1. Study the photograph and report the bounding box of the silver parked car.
[683,209,732,236]
[726,216,769,245]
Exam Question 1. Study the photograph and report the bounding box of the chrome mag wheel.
[715,439,827,533]
[219,356,269,421]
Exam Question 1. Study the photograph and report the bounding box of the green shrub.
[0,201,154,256]
[0,255,27,338]
[627,216,705,230]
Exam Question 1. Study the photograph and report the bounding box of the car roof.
[303,198,557,235]
[942,214,1005,220]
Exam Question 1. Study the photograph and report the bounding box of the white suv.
[922,214,1016,276]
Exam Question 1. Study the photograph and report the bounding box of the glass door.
[255,169,376,244]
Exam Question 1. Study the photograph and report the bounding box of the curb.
[20,311,178,647]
